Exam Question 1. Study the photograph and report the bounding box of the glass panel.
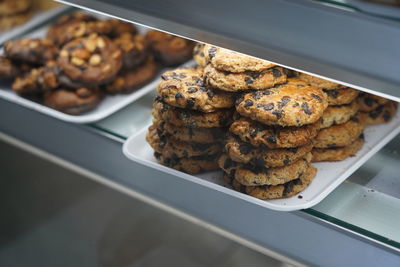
[92,92,400,249]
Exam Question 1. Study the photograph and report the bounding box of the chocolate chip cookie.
[152,98,233,128]
[218,153,312,186]
[193,43,207,67]
[226,164,316,199]
[229,116,319,148]
[145,30,195,66]
[154,152,219,174]
[203,44,276,73]
[357,93,389,112]
[105,57,158,94]
[364,101,397,125]
[157,67,235,112]
[225,134,313,167]
[4,39,58,65]
[44,87,103,114]
[319,101,359,129]
[314,114,366,148]
[204,64,287,92]
[146,124,222,158]
[324,87,359,106]
[157,120,225,143]
[58,34,122,86]
[298,73,346,90]
[236,78,328,126]
[113,33,148,69]
[312,136,364,162]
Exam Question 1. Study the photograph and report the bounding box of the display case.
[1,0,400,266]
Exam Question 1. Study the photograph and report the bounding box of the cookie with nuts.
[113,33,148,70]
[204,64,287,92]
[105,56,158,94]
[44,87,103,114]
[4,38,58,65]
[0,56,20,79]
[157,67,235,112]
[58,34,122,86]
[236,78,328,127]
[145,30,195,66]
[107,18,138,38]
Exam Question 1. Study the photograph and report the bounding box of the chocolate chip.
[186,97,196,108]
[369,105,383,119]
[244,99,254,107]
[187,87,198,93]
[325,89,339,99]
[244,71,261,79]
[262,90,273,95]
[207,90,215,98]
[154,152,162,159]
[245,77,253,84]
[287,147,298,153]
[208,46,217,59]
[301,102,312,115]
[250,128,258,137]
[250,158,265,167]
[272,68,282,77]
[311,93,322,102]
[267,135,277,143]
[383,111,391,122]
[293,102,299,107]
[350,116,359,122]
[161,74,168,80]
[235,96,244,105]
[239,143,252,154]
[175,92,185,99]
[256,103,274,111]
[364,97,375,107]
[283,158,290,165]
[252,91,262,100]
[223,157,235,169]
[272,109,283,119]
[278,96,291,109]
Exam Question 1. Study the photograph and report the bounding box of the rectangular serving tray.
[123,109,400,211]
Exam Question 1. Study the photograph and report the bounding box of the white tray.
[0,11,179,123]
[123,109,400,211]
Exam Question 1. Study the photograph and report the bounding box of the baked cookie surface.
[357,93,389,112]
[4,39,58,65]
[193,43,207,67]
[0,0,31,16]
[324,87,359,106]
[298,73,345,90]
[319,101,359,129]
[157,67,235,112]
[203,44,275,73]
[154,152,219,174]
[204,64,287,92]
[364,101,397,125]
[113,33,147,70]
[235,78,328,126]
[312,136,364,162]
[229,116,319,148]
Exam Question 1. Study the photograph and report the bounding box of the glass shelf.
[92,92,400,250]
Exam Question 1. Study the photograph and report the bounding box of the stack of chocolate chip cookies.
[298,74,368,162]
[147,67,236,174]
[357,93,398,125]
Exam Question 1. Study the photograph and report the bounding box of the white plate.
[123,110,400,211]
[0,6,70,45]
[0,11,185,123]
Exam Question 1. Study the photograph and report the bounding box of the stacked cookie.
[298,74,367,162]
[357,93,398,125]
[147,67,236,174]
[0,11,194,114]
[0,0,33,30]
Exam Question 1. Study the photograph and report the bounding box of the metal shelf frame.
[1,99,400,266]
[57,0,400,100]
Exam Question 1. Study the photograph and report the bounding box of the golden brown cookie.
[157,120,225,143]
[298,73,346,90]
[146,124,223,158]
[107,18,137,37]
[154,152,219,174]
[0,11,32,30]
[44,87,103,114]
[152,98,234,128]
[113,33,148,69]
[0,56,20,79]
[105,57,158,94]
[157,67,235,112]
[4,38,58,65]
[324,87,359,105]
[203,44,276,73]
[0,0,31,16]
[319,101,359,129]
[225,134,313,167]
[236,78,328,126]
[312,136,364,162]
[204,64,287,92]
[364,101,398,125]
[193,43,207,67]
[58,34,122,86]
[145,30,195,66]
[218,153,312,186]
[229,116,319,148]
[357,93,389,112]
[314,114,366,148]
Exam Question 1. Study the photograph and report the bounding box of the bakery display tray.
[123,109,400,211]
[0,11,188,124]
